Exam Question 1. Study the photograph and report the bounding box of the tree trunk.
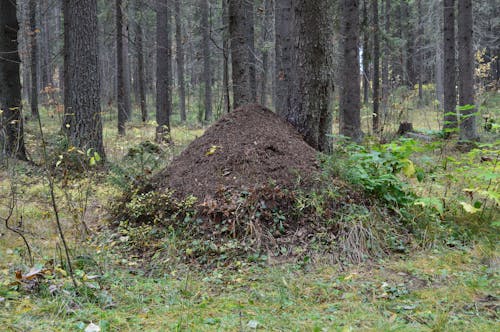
[229,0,252,108]
[175,0,186,122]
[457,0,478,141]
[362,0,370,105]
[289,0,333,152]
[200,0,212,122]
[372,0,380,134]
[134,0,148,122]
[339,0,363,142]
[62,0,105,159]
[381,0,390,116]
[274,0,293,115]
[222,0,231,113]
[246,1,257,102]
[259,0,272,106]
[443,0,457,134]
[0,0,28,160]
[116,0,130,135]
[29,0,39,119]
[156,0,172,141]
[417,0,423,104]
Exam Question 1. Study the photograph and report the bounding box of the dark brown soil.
[155,104,320,201]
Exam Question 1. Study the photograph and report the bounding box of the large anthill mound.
[156,104,319,200]
[112,104,408,266]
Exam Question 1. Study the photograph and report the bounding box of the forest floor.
[0,93,499,331]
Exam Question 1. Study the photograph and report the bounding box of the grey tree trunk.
[274,0,293,115]
[62,0,105,159]
[372,0,380,134]
[175,0,186,122]
[0,0,28,160]
[362,0,370,105]
[29,0,39,119]
[135,0,148,122]
[222,0,231,113]
[116,0,130,135]
[156,0,172,141]
[381,0,390,116]
[417,0,423,104]
[259,0,272,106]
[288,0,333,152]
[443,0,457,134]
[457,0,478,141]
[339,0,363,142]
[229,0,252,108]
[246,1,257,102]
[200,0,212,122]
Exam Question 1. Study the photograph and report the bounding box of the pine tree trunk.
[339,0,363,142]
[29,0,39,119]
[156,0,172,141]
[116,0,130,134]
[135,0,148,122]
[0,0,28,160]
[362,0,370,105]
[222,0,231,113]
[201,0,212,122]
[246,1,257,102]
[443,0,457,134]
[62,0,105,159]
[458,0,478,141]
[175,0,186,121]
[381,0,390,119]
[259,0,272,106]
[289,0,333,152]
[229,0,252,108]
[372,0,380,134]
[274,0,293,115]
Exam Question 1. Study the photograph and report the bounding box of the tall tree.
[134,0,148,122]
[246,1,257,101]
[116,0,131,135]
[362,0,370,105]
[443,0,457,134]
[0,0,28,160]
[372,0,380,134]
[156,0,172,141]
[259,0,273,106]
[417,0,423,103]
[381,0,391,112]
[339,0,363,142]
[229,0,252,108]
[274,0,293,115]
[174,0,186,122]
[62,0,105,158]
[29,0,39,119]
[288,0,333,152]
[200,0,212,122]
[457,0,478,141]
[222,0,231,113]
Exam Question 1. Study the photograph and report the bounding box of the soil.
[155,104,320,201]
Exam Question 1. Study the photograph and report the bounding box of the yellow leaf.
[460,202,481,214]
[402,159,416,177]
[206,145,220,156]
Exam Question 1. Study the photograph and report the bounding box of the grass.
[1,92,499,331]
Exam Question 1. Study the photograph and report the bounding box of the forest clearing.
[1,0,499,331]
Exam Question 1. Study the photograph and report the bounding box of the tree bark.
[381,0,390,116]
[175,0,186,122]
[0,0,28,160]
[362,0,370,105]
[443,0,457,134]
[372,0,380,134]
[156,0,172,141]
[288,0,333,152]
[222,0,231,113]
[200,0,212,122]
[62,0,105,158]
[259,0,273,107]
[246,1,257,102]
[229,0,252,108]
[116,0,130,135]
[274,0,293,116]
[29,0,39,119]
[134,0,148,122]
[457,0,478,141]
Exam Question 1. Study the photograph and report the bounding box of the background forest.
[0,0,499,330]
